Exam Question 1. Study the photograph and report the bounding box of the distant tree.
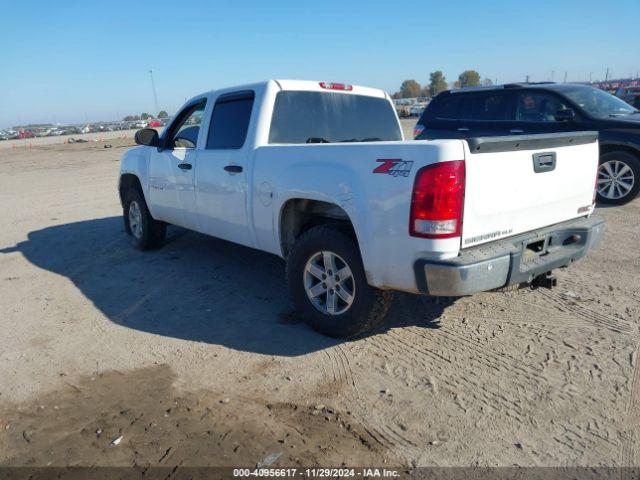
[123,115,135,121]
[391,91,402,99]
[140,112,150,120]
[428,71,448,97]
[158,110,169,119]
[482,78,494,86]
[453,80,462,89]
[457,70,481,88]
[419,86,430,98]
[400,79,421,98]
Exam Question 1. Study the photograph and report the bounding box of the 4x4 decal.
[373,159,414,177]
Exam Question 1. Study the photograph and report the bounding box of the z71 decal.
[373,159,414,177]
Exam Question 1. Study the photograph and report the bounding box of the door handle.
[177,163,192,170]
[224,165,243,173]
[532,152,556,173]
[510,129,524,134]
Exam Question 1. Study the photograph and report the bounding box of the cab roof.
[187,79,389,105]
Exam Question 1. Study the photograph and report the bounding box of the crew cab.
[119,80,604,338]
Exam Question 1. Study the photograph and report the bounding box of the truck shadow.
[1,217,450,356]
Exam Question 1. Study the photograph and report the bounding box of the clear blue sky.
[1,0,639,127]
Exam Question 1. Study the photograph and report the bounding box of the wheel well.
[119,174,143,206]
[600,144,640,160]
[279,199,355,258]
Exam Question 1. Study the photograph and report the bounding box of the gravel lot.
[0,120,639,468]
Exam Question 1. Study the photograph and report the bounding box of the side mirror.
[554,108,576,122]
[135,128,159,147]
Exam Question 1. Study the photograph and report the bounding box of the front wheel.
[597,152,640,205]
[286,225,392,338]
[123,188,166,250]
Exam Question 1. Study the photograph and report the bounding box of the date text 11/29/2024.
[232,467,400,477]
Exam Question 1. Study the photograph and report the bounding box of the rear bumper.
[414,216,605,296]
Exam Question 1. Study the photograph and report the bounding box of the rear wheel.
[123,188,166,250]
[286,225,392,338]
[597,151,640,205]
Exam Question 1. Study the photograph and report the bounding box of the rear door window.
[206,91,255,149]
[269,91,402,144]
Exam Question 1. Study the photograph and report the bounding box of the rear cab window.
[268,91,402,144]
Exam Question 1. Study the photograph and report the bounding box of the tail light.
[409,160,465,238]
[413,124,425,138]
[319,82,353,91]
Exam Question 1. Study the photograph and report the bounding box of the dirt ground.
[0,121,639,469]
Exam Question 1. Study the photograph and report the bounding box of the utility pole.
[589,72,593,83]
[551,70,555,82]
[563,71,567,83]
[605,67,610,82]
[149,69,160,116]
[525,74,530,83]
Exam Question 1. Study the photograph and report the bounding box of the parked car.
[414,83,640,205]
[119,79,603,338]
[409,104,425,117]
[616,85,640,106]
[18,130,36,139]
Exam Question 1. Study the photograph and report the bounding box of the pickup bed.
[119,79,604,337]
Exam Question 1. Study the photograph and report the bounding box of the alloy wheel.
[303,251,356,315]
[598,160,635,200]
[128,201,143,239]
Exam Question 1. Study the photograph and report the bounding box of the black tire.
[286,225,392,338]
[123,188,166,250]
[597,151,640,205]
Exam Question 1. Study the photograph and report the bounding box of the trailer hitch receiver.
[532,271,557,289]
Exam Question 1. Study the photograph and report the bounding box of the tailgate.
[461,132,598,248]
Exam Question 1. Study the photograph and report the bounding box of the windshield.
[558,86,637,118]
[269,91,402,144]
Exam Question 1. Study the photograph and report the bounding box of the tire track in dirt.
[554,422,617,462]
[406,328,544,397]
[365,331,527,423]
[532,289,633,334]
[336,344,359,392]
[322,349,339,383]
[621,341,640,474]
[311,344,418,461]
[428,328,545,381]
[388,329,534,418]
[354,329,531,462]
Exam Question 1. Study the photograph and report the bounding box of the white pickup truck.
[119,79,604,337]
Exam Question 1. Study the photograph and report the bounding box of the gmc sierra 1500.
[119,79,604,337]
